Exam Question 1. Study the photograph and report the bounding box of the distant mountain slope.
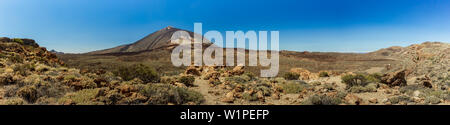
[370,42,449,89]
[89,26,210,55]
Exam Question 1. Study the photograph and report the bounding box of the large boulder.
[221,91,235,103]
[381,70,408,87]
[289,68,318,80]
[230,66,245,76]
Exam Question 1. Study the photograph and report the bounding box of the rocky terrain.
[1,33,448,105]
[0,37,204,105]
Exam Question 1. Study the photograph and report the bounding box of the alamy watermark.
[170,23,279,77]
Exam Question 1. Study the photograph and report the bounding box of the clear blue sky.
[1,0,449,53]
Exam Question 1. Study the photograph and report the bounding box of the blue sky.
[1,0,449,53]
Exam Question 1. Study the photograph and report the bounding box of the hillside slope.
[371,42,449,88]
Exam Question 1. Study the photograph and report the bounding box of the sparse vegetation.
[12,38,24,45]
[425,96,441,104]
[179,75,195,87]
[365,73,382,83]
[17,85,39,103]
[242,92,258,101]
[341,74,369,88]
[281,80,310,94]
[58,88,103,105]
[301,94,342,105]
[114,64,160,83]
[4,97,26,105]
[388,95,411,104]
[348,83,377,93]
[283,72,299,80]
[139,84,204,105]
[319,71,329,77]
[225,76,250,84]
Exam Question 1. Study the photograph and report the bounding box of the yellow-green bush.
[242,92,258,101]
[12,38,24,45]
[341,74,368,89]
[388,95,412,104]
[283,72,299,80]
[301,94,342,105]
[281,81,310,94]
[225,76,250,84]
[139,84,204,105]
[114,64,159,83]
[4,97,26,105]
[179,75,195,87]
[365,73,382,83]
[58,88,103,105]
[17,85,39,103]
[319,71,329,77]
[348,83,377,93]
[13,63,35,76]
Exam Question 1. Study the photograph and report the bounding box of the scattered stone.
[412,97,423,103]
[203,71,220,80]
[230,66,245,75]
[118,84,137,96]
[5,68,14,73]
[62,99,76,105]
[221,92,235,103]
[413,90,421,97]
[225,85,233,90]
[344,94,363,105]
[174,82,187,88]
[381,98,389,103]
[384,89,392,94]
[185,66,201,76]
[393,90,401,95]
[257,91,265,102]
[284,97,290,101]
[380,84,390,89]
[271,92,280,100]
[369,98,378,104]
[234,84,243,92]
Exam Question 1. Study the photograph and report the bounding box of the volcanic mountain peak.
[89,26,210,55]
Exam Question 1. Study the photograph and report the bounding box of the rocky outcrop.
[0,37,39,47]
[289,68,318,80]
[374,42,449,89]
[381,70,408,87]
[416,76,433,88]
[0,37,64,65]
